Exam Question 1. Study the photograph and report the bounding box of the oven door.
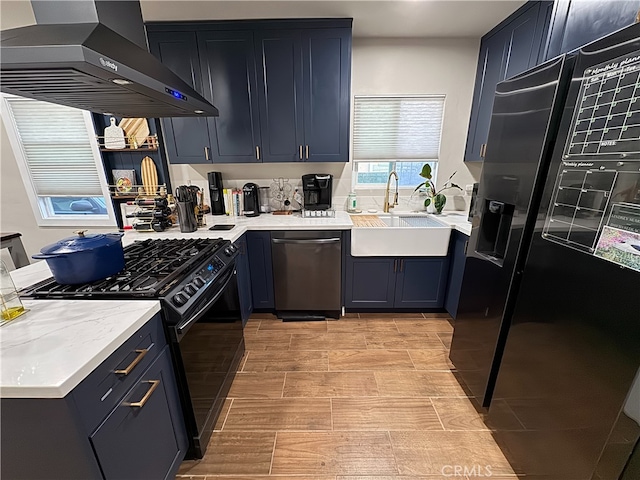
[169,265,245,458]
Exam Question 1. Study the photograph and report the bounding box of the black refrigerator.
[450,24,640,479]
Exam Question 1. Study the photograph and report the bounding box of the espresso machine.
[207,172,225,215]
[243,183,260,217]
[302,174,333,210]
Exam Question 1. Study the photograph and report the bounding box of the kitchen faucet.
[383,171,399,213]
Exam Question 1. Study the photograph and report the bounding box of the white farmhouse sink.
[351,214,452,257]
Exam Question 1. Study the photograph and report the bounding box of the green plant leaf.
[424,197,431,207]
[450,183,462,190]
[414,182,426,193]
[434,193,447,213]
[419,164,432,179]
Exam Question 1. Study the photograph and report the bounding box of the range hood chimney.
[0,0,219,117]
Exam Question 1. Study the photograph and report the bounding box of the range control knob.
[184,283,197,296]
[172,292,188,307]
[193,276,206,288]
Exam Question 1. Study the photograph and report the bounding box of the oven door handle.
[175,267,236,336]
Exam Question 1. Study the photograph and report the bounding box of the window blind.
[4,97,103,196]
[353,95,445,161]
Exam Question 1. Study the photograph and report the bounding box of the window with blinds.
[352,95,445,187]
[2,95,115,226]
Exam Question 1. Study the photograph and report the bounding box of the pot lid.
[40,230,123,255]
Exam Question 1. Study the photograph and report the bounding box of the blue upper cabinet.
[198,30,263,164]
[147,32,211,164]
[463,0,638,164]
[544,0,640,59]
[146,20,352,164]
[464,2,551,163]
[302,28,351,162]
[254,30,305,163]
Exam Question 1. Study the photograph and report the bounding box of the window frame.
[352,160,439,190]
[351,94,445,189]
[1,94,117,227]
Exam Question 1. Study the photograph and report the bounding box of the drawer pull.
[125,380,160,408]
[114,348,148,375]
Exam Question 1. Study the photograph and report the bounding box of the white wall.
[0,1,116,264]
[170,37,482,212]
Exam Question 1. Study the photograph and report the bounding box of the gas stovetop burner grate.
[23,238,227,298]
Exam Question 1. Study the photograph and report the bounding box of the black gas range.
[23,238,245,459]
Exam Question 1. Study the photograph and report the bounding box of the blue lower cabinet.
[345,257,396,308]
[246,231,275,309]
[0,315,187,480]
[345,255,449,310]
[395,258,449,309]
[235,235,254,325]
[91,346,187,480]
[444,231,469,319]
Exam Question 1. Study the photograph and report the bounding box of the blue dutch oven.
[32,230,125,285]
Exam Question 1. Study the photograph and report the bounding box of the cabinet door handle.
[305,145,309,160]
[480,143,487,158]
[299,145,303,160]
[400,259,404,272]
[394,259,397,273]
[125,380,160,408]
[114,348,148,375]
[204,146,210,161]
[256,146,260,161]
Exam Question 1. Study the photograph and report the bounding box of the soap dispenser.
[1,261,26,322]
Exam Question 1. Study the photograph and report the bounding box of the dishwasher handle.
[271,238,340,245]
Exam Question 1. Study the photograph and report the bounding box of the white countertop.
[0,299,160,398]
[125,210,354,244]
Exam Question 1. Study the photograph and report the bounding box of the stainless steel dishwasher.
[271,231,342,320]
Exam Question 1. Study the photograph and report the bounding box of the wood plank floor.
[177,313,521,480]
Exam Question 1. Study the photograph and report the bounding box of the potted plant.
[414,164,462,214]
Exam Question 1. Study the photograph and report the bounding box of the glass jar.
[347,192,357,213]
[1,261,26,322]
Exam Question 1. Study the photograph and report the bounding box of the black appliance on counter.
[208,172,225,216]
[302,174,333,210]
[22,238,244,459]
[242,182,260,217]
[450,24,640,478]
[175,185,199,233]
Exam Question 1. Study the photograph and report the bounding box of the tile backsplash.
[170,162,472,214]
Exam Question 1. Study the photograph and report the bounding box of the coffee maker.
[243,183,260,217]
[208,172,225,215]
[302,174,333,210]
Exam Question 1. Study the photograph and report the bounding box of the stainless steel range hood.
[0,0,219,117]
